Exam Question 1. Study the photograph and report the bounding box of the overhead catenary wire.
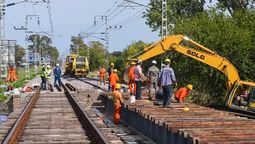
[89,0,131,34]
[32,4,41,32]
[46,0,54,38]
[105,0,119,15]
[85,0,127,34]
[115,7,145,26]
[84,0,123,33]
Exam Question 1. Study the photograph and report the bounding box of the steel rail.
[65,83,77,91]
[2,88,41,144]
[62,82,108,144]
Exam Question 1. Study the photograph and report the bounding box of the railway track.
[1,84,108,144]
[66,76,255,143]
[62,76,155,143]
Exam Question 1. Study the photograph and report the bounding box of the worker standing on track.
[99,66,107,85]
[174,84,193,104]
[147,60,159,100]
[109,69,119,91]
[158,59,177,108]
[45,65,52,90]
[128,61,136,96]
[107,63,114,92]
[53,63,62,87]
[113,83,123,125]
[40,65,46,90]
[134,60,143,100]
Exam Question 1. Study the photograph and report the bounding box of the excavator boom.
[131,34,240,90]
[129,34,255,113]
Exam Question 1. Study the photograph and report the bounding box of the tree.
[144,0,206,33]
[217,0,255,15]
[89,41,107,70]
[49,46,59,64]
[70,36,88,56]
[168,10,255,105]
[27,34,59,64]
[15,45,26,66]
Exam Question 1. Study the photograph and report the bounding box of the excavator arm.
[131,34,240,90]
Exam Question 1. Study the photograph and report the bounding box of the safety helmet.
[114,69,117,72]
[152,60,157,64]
[116,83,121,89]
[137,60,142,64]
[186,84,193,90]
[131,61,136,65]
[110,63,114,66]
[56,63,60,67]
[165,58,171,63]
[183,105,190,112]
[47,65,51,68]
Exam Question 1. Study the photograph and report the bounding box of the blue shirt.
[53,67,62,77]
[158,65,176,86]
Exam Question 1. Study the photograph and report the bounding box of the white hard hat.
[56,63,60,67]
[152,60,157,64]
[137,59,142,64]
[47,65,51,68]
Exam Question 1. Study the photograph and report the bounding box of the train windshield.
[76,56,85,62]
[76,63,85,69]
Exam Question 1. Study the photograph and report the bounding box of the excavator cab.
[226,81,255,112]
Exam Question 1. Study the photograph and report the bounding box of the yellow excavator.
[128,34,255,113]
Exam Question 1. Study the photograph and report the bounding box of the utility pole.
[0,0,5,78]
[94,15,109,53]
[0,0,29,79]
[162,0,168,37]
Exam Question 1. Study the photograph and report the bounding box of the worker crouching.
[174,84,193,104]
[113,83,124,125]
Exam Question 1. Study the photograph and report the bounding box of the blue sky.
[4,0,160,59]
[5,0,217,59]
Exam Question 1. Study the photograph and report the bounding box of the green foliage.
[167,10,255,106]
[141,3,255,106]
[144,0,206,32]
[89,41,107,71]
[216,0,255,15]
[49,47,59,65]
[27,34,59,63]
[117,41,149,73]
[12,68,36,88]
[70,36,88,56]
[15,45,26,66]
[0,94,7,102]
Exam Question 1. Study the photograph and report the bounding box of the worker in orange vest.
[174,84,193,104]
[109,69,119,91]
[113,83,123,125]
[107,63,114,91]
[7,65,17,82]
[128,61,136,96]
[99,66,107,85]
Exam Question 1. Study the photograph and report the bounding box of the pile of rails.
[103,94,255,143]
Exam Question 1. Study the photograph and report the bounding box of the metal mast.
[162,0,168,37]
[0,0,5,77]
[46,0,53,38]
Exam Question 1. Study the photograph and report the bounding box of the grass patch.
[12,68,37,88]
[0,93,7,102]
